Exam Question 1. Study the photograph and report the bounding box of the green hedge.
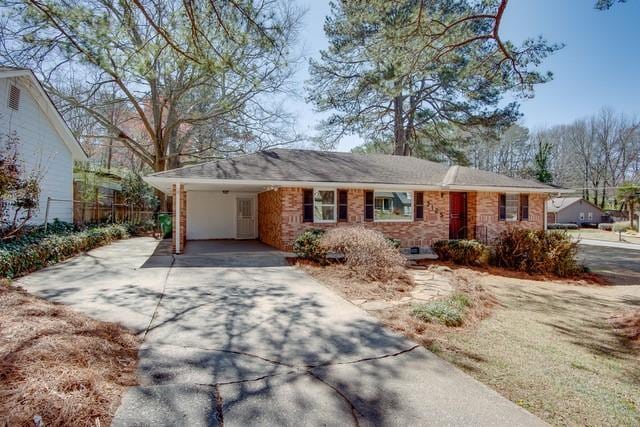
[432,239,490,265]
[547,223,579,230]
[292,228,327,262]
[0,222,129,278]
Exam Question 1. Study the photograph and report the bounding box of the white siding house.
[0,67,87,224]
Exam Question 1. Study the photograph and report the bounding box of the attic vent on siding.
[8,84,20,111]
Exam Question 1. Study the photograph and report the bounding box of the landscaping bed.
[0,282,139,426]
[0,221,130,278]
[294,226,639,425]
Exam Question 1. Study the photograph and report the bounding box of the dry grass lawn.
[303,262,640,426]
[433,273,640,426]
[0,282,139,426]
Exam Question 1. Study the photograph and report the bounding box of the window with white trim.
[505,193,519,222]
[313,189,336,222]
[579,212,585,220]
[374,191,412,221]
[587,212,593,220]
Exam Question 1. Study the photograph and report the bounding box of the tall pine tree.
[306,0,559,159]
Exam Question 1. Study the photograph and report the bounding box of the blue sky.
[292,0,640,151]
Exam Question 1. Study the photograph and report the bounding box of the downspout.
[175,182,181,254]
[543,194,549,231]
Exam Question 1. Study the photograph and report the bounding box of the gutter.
[143,176,569,195]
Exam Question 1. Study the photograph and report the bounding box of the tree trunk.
[393,94,406,155]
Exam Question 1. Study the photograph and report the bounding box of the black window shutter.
[520,194,529,221]
[414,191,424,220]
[364,191,374,222]
[303,189,313,222]
[338,190,348,222]
[498,194,506,221]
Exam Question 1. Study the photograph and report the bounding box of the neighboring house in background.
[144,149,567,254]
[0,67,87,223]
[546,197,605,225]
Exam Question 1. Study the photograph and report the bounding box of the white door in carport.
[236,197,256,239]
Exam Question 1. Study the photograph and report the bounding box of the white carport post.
[175,181,182,254]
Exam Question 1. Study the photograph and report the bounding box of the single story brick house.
[144,149,567,254]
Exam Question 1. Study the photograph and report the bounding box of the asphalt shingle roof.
[546,197,600,213]
[148,148,555,190]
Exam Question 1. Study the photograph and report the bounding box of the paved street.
[579,243,640,286]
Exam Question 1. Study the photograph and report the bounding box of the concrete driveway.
[18,238,544,426]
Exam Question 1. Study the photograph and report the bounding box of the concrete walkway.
[18,238,545,426]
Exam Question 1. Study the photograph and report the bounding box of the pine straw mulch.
[299,260,498,349]
[375,267,498,349]
[297,260,415,301]
[0,282,139,427]
[609,310,640,343]
[414,259,609,286]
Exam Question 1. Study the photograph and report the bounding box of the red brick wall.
[262,188,449,251]
[256,188,547,250]
[171,184,186,253]
[258,189,283,249]
[473,192,546,241]
[467,192,478,239]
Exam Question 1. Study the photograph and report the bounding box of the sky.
[291,0,640,152]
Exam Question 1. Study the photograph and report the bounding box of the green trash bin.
[158,213,172,238]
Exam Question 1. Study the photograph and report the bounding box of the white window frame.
[579,212,585,220]
[373,190,414,222]
[313,188,337,223]
[587,212,593,220]
[505,193,519,222]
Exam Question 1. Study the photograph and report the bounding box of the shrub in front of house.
[547,223,579,230]
[491,229,582,276]
[598,223,613,231]
[318,226,407,282]
[411,293,472,327]
[292,228,327,262]
[432,239,489,266]
[0,223,129,278]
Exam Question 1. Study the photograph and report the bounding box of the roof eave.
[444,184,571,194]
[144,176,570,195]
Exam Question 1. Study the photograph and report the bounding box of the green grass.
[434,276,640,426]
[411,293,472,326]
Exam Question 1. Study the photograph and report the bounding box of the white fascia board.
[144,176,571,195]
[0,69,32,79]
[143,176,443,193]
[444,184,572,194]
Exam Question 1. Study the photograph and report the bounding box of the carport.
[144,178,275,254]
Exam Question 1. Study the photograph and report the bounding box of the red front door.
[449,192,467,239]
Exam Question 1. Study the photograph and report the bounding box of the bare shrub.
[319,226,408,282]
